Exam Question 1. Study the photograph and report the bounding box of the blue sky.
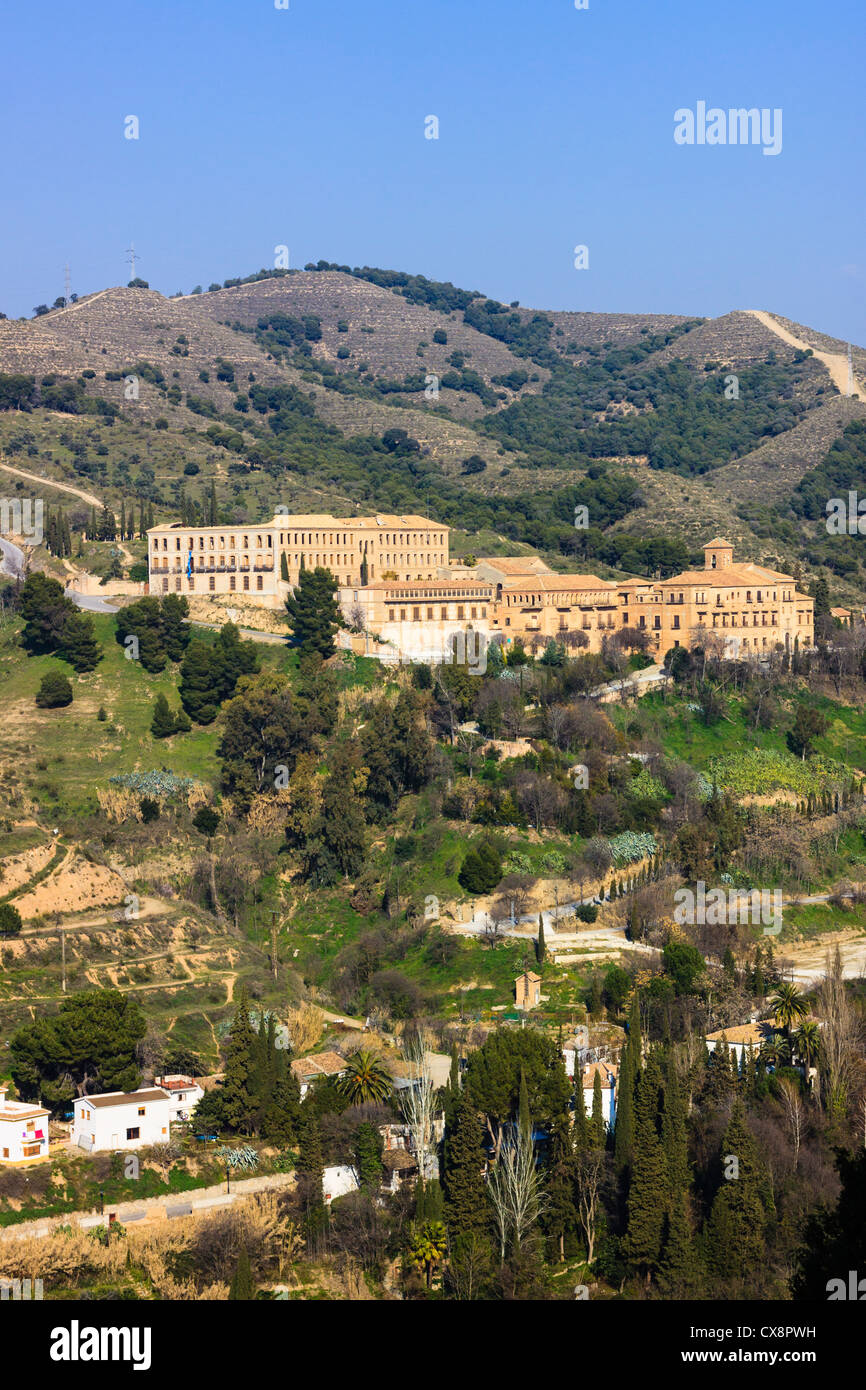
[3,0,864,341]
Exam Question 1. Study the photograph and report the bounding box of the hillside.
[1,265,865,590]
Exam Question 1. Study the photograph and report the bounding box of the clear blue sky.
[3,0,865,341]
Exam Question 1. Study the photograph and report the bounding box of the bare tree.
[399,1033,439,1184]
[574,1149,605,1265]
[487,1123,546,1262]
[816,946,863,1117]
[777,1078,804,1170]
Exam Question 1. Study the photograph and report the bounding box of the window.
[138,1107,146,1116]
[257,575,263,590]
[229,576,235,591]
[126,1127,140,1141]
[243,576,249,591]
[209,576,215,591]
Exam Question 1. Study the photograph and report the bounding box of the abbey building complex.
[147,516,814,663]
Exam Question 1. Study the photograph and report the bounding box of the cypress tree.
[280,551,290,581]
[661,1057,689,1198]
[705,1100,772,1286]
[572,1081,590,1153]
[615,995,641,1171]
[543,1111,576,1261]
[658,1190,703,1298]
[591,1072,605,1148]
[443,1096,489,1241]
[355,1120,383,1192]
[518,1067,531,1141]
[536,912,545,965]
[220,989,259,1134]
[623,1055,668,1279]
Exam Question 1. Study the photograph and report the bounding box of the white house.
[322,1164,359,1205]
[581,1061,617,1131]
[0,1086,49,1164]
[71,1088,172,1152]
[154,1075,204,1123]
[705,1021,770,1073]
[562,1027,590,1080]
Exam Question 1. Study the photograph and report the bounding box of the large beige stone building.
[147,515,813,663]
[146,512,449,600]
[617,538,814,659]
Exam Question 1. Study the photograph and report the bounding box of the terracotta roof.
[358,580,493,593]
[79,1089,169,1109]
[502,574,615,594]
[704,537,733,549]
[706,1022,770,1046]
[582,1061,618,1086]
[657,562,800,588]
[290,1051,347,1080]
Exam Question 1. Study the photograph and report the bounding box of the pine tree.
[60,610,101,672]
[443,1096,489,1241]
[151,693,177,738]
[284,566,341,659]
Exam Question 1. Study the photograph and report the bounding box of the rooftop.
[290,1051,347,1080]
[78,1088,170,1109]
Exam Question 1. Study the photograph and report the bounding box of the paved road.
[66,588,121,613]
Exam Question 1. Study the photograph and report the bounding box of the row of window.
[387,605,488,622]
[160,576,265,592]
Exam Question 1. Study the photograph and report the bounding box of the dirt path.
[748,310,866,398]
[0,459,103,510]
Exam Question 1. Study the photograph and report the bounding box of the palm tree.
[770,983,808,1035]
[336,1050,393,1105]
[792,1019,821,1071]
[759,1032,791,1071]
[407,1220,448,1288]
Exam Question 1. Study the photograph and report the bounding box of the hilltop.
[1,265,866,596]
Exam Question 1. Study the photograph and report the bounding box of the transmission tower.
[126,243,140,282]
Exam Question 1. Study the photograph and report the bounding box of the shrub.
[35,670,72,708]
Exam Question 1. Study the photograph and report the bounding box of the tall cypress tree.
[443,1096,489,1241]
[591,1072,605,1148]
[658,1189,703,1298]
[615,994,641,1172]
[623,1054,668,1280]
[543,1111,576,1262]
[705,1100,772,1286]
[536,912,545,965]
[220,989,259,1134]
[661,1056,689,1199]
